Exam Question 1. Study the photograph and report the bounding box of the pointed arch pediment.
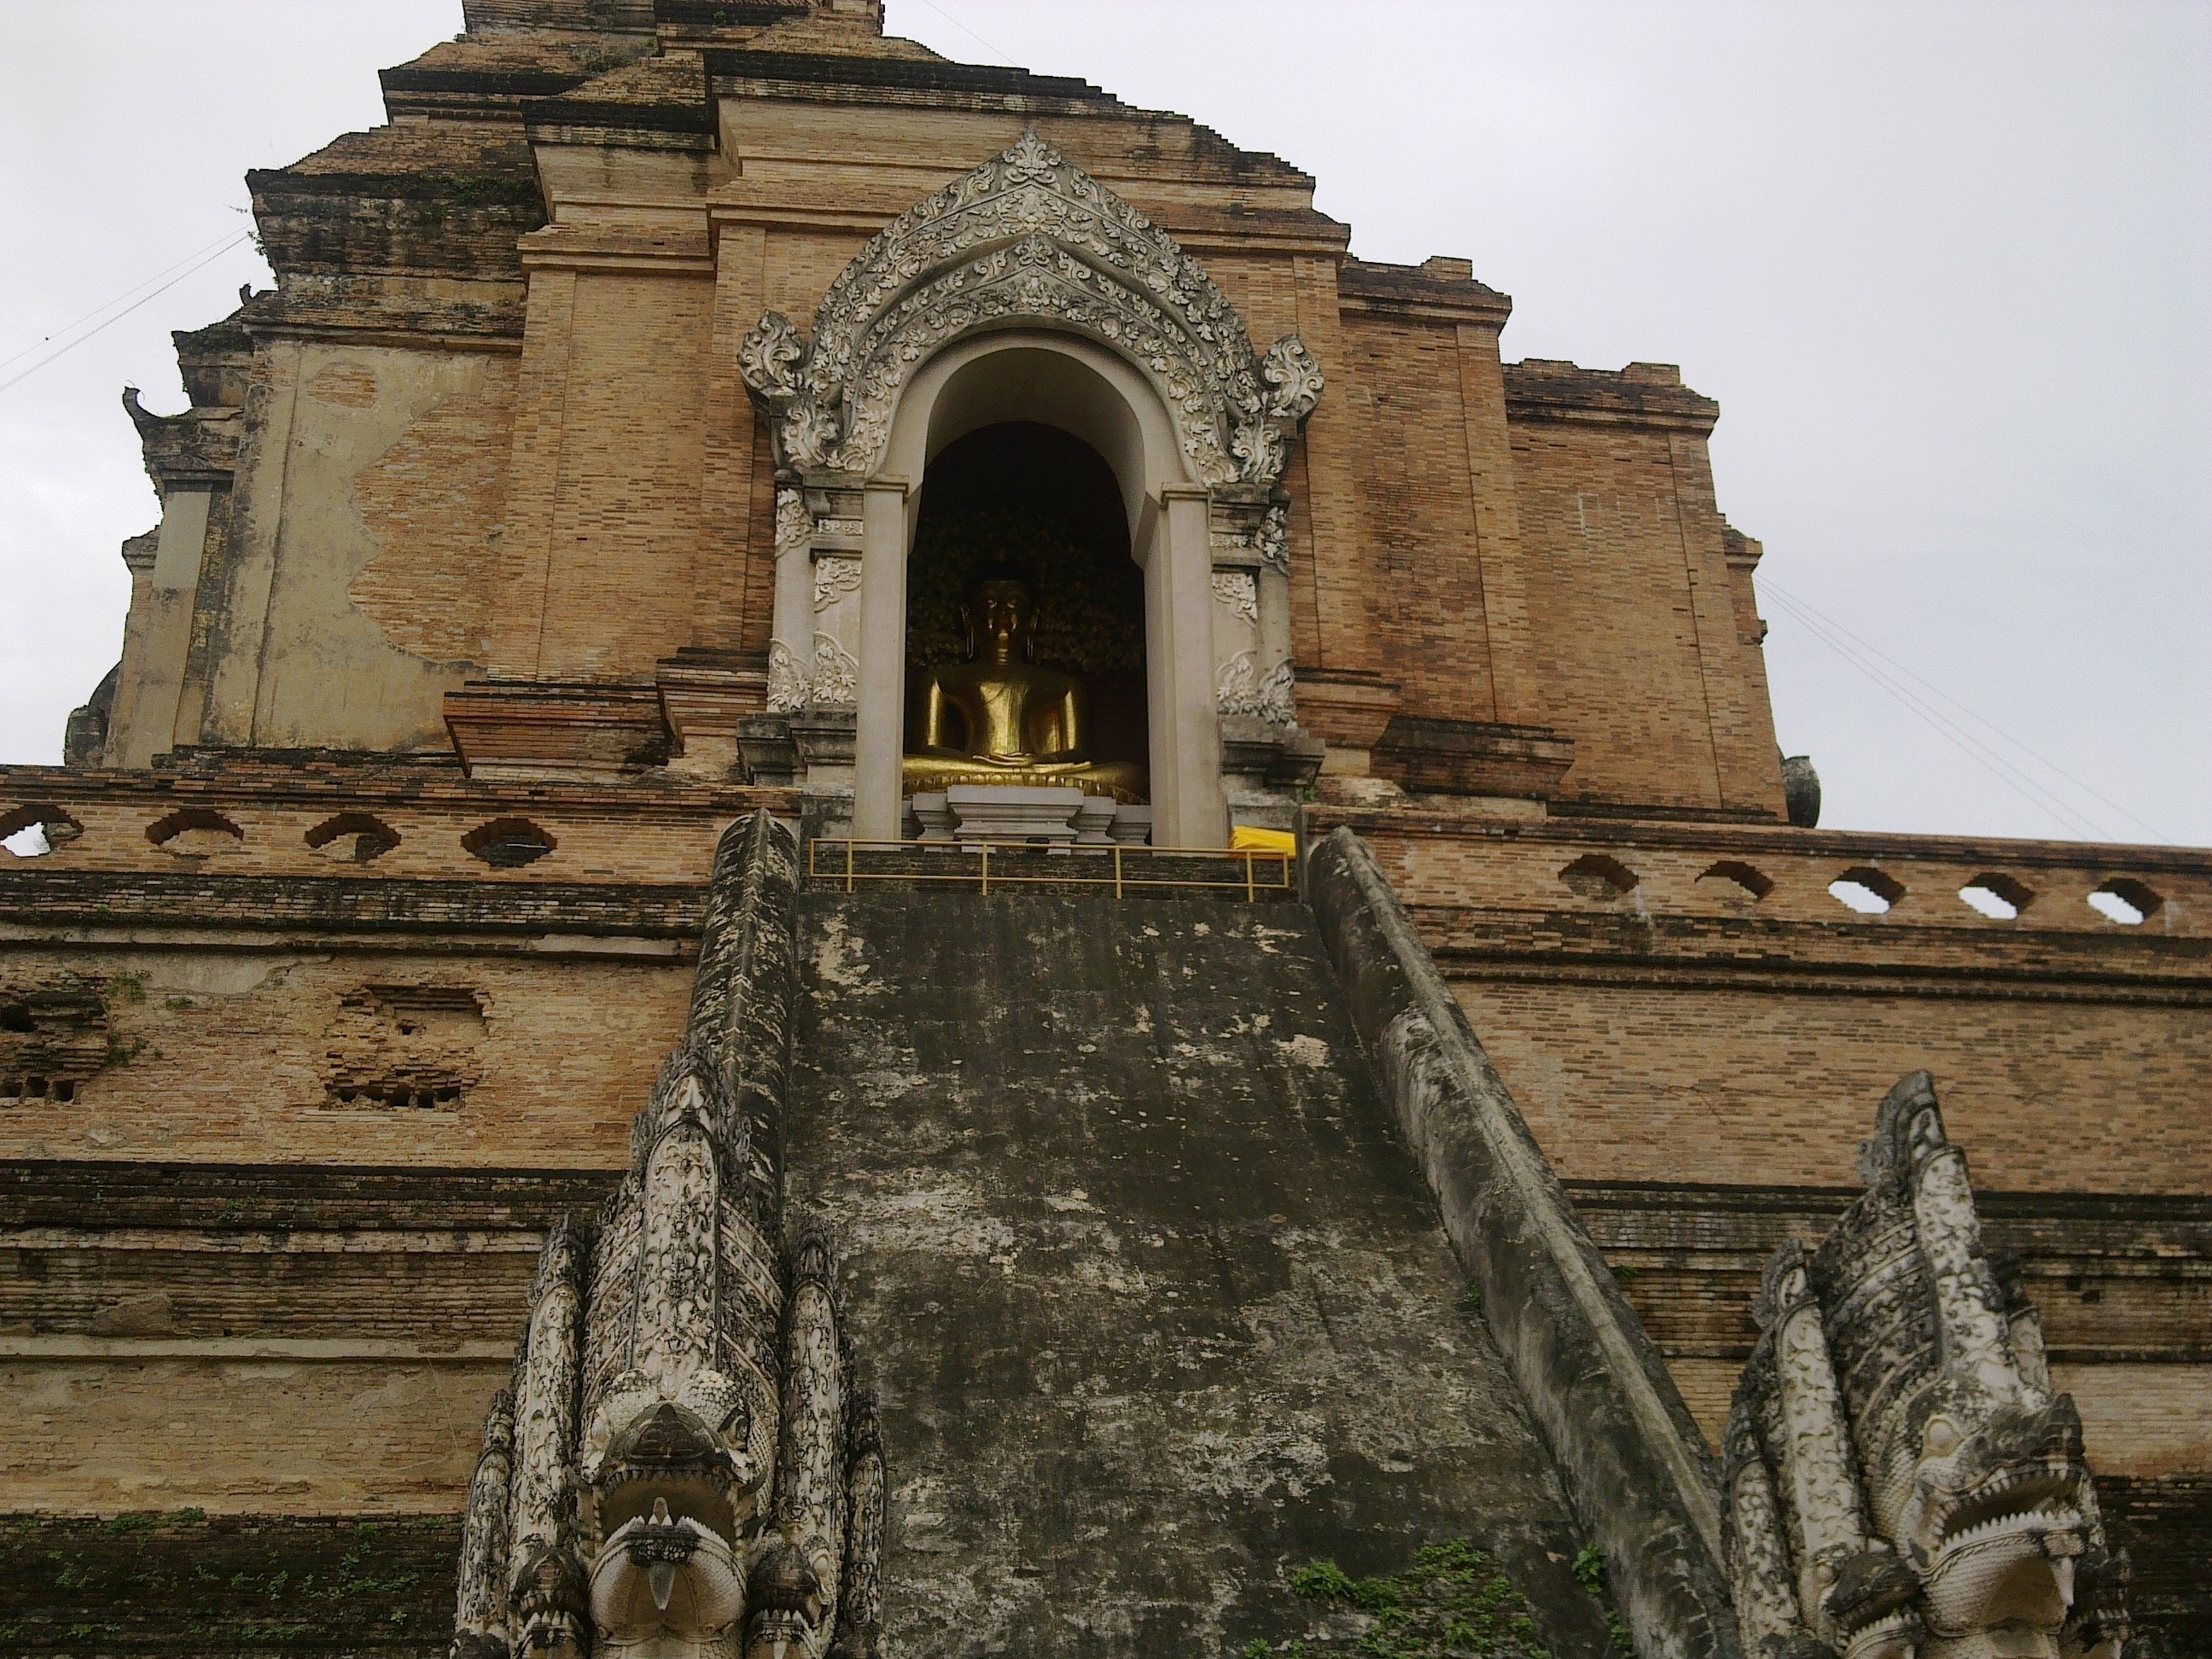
[736,131,1321,488]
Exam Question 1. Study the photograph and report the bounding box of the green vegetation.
[424,172,545,207]
[1254,1539,1553,1658]
[1571,1545,1634,1656]
[0,1514,456,1653]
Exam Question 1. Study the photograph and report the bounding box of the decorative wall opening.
[306,812,401,864]
[2087,877,2161,926]
[1829,866,1906,915]
[145,806,242,858]
[463,817,555,869]
[902,421,1149,802]
[1697,859,1773,903]
[2,805,79,859]
[1559,853,1639,901]
[1959,872,2034,920]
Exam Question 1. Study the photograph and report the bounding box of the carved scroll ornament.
[765,641,806,715]
[1216,653,1295,726]
[1209,569,1259,625]
[812,557,862,611]
[736,130,1321,491]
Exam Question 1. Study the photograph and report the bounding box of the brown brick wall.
[1462,979,2207,1192]
[350,357,519,668]
[0,945,686,1168]
[3,1355,506,1514]
[531,273,713,678]
[1346,315,1497,723]
[1511,422,1737,809]
[1330,817,2212,1194]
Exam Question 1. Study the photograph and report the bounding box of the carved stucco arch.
[736,129,1322,491]
[737,131,1322,845]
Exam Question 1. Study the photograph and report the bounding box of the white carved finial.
[1261,334,1324,422]
[1004,125,1061,174]
[737,311,806,403]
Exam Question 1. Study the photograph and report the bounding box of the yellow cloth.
[1230,826,1297,856]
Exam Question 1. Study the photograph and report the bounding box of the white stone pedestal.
[907,794,957,841]
[1107,805,1153,845]
[901,788,1152,845]
[945,786,1087,843]
[1072,797,1119,844]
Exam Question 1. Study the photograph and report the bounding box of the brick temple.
[1,3,2202,1656]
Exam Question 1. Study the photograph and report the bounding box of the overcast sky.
[1,1,2203,847]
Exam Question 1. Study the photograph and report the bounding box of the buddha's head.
[961,562,1038,665]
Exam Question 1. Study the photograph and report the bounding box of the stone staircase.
[784,888,1616,1657]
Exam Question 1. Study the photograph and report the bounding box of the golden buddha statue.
[903,563,1146,803]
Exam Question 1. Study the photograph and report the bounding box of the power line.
[1766,590,2111,841]
[0,225,251,373]
[0,233,253,399]
[902,0,1013,61]
[1767,593,2106,840]
[1764,587,2127,842]
[1764,577,2172,843]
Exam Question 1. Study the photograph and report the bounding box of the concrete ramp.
[788,891,1615,1657]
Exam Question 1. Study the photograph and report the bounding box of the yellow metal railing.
[806,838,1295,901]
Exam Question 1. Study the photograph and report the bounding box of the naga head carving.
[1725,1073,2129,1659]
[590,1494,746,1657]
[1854,1069,1948,1202]
[448,812,885,1659]
[510,1540,592,1659]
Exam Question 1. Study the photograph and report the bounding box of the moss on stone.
[1252,1539,1557,1658]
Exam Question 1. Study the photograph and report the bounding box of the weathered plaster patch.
[811,911,878,993]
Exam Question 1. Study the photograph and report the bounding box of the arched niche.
[740,131,1321,849]
[843,332,1221,845]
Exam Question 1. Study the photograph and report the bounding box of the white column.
[852,479,911,840]
[766,487,812,713]
[1156,486,1225,847]
[114,489,212,768]
[1257,560,1294,720]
